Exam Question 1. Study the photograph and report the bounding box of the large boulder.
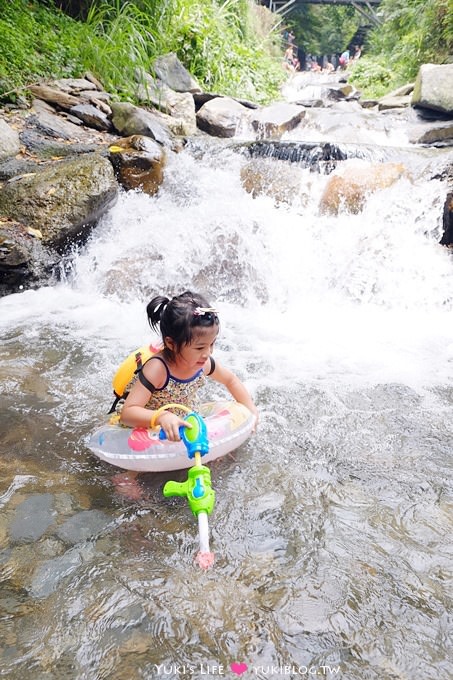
[0,220,57,295]
[153,53,202,93]
[110,101,172,147]
[196,97,250,137]
[319,162,407,215]
[241,157,307,205]
[408,119,453,145]
[249,102,306,140]
[135,73,197,136]
[108,135,165,195]
[0,153,118,248]
[411,64,453,116]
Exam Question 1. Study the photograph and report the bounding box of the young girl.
[120,291,259,440]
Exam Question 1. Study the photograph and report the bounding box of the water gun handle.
[159,411,209,459]
[163,466,215,516]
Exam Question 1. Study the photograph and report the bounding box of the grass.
[0,0,285,105]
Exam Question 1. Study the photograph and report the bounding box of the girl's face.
[168,326,218,370]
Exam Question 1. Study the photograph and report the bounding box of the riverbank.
[1,58,452,297]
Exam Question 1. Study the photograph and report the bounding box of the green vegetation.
[288,4,360,57]
[0,0,285,105]
[0,0,451,106]
[285,0,452,99]
[0,0,84,94]
[349,0,453,97]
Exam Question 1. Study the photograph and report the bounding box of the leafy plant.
[0,0,284,104]
[350,0,452,96]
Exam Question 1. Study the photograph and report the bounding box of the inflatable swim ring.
[87,400,255,472]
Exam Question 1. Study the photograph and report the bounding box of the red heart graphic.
[230,662,248,676]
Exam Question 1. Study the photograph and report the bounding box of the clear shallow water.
[0,134,452,680]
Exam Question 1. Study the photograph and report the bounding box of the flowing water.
[0,101,453,680]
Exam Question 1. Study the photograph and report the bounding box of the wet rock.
[0,153,118,248]
[249,102,305,140]
[0,220,56,294]
[30,544,96,598]
[440,191,453,246]
[319,162,407,215]
[108,135,165,195]
[55,509,111,544]
[408,119,453,145]
[196,97,250,137]
[241,157,307,205]
[243,140,347,173]
[8,494,55,543]
[0,118,20,161]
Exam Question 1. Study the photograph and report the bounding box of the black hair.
[146,291,219,361]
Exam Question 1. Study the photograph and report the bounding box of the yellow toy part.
[112,343,159,399]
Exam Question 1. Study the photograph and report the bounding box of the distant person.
[297,47,306,71]
[353,45,362,61]
[339,49,350,69]
[283,45,296,72]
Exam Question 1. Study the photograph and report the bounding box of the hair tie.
[193,307,218,316]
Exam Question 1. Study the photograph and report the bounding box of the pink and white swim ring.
[87,400,255,472]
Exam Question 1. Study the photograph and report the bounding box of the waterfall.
[0,135,452,680]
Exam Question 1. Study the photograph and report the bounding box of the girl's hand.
[156,411,190,442]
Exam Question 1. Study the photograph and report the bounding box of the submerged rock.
[319,162,408,215]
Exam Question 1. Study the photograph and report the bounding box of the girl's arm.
[209,360,259,425]
[120,361,187,440]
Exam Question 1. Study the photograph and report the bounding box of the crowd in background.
[282,28,362,74]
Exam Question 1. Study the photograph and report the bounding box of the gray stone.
[0,118,20,161]
[0,153,118,247]
[153,52,202,93]
[9,494,55,543]
[412,63,453,114]
[250,102,306,140]
[409,120,453,145]
[56,509,111,544]
[27,108,87,140]
[110,101,171,146]
[30,544,96,598]
[196,97,250,137]
[19,128,99,158]
[70,103,112,131]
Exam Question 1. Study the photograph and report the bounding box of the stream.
[0,81,452,679]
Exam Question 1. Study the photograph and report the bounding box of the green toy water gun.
[159,405,216,569]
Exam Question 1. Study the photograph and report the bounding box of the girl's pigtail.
[146,295,169,332]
